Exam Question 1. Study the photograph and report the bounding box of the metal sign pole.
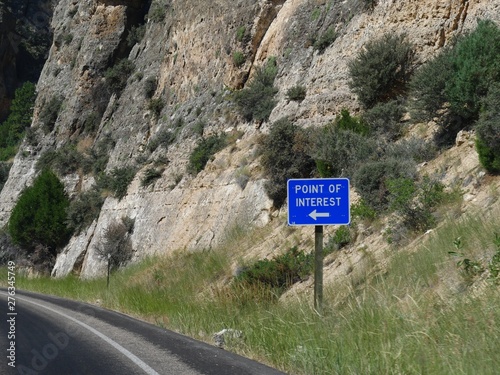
[314,225,324,314]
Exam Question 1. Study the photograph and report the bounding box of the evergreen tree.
[0,82,36,160]
[8,169,71,254]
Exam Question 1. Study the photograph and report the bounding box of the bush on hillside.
[387,176,443,232]
[286,85,306,102]
[0,82,37,155]
[336,108,370,136]
[310,123,376,178]
[348,33,414,109]
[446,20,500,122]
[147,128,177,153]
[383,137,437,164]
[260,118,315,208]
[39,96,63,134]
[65,189,105,234]
[362,100,404,140]
[98,167,137,200]
[188,134,226,175]
[232,51,246,67]
[0,162,11,192]
[313,27,336,53]
[408,49,454,121]
[236,246,313,295]
[8,169,72,255]
[410,20,500,132]
[36,144,83,175]
[105,59,135,95]
[233,58,278,123]
[475,83,500,173]
[353,158,416,211]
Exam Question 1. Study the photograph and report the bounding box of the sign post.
[287,178,350,314]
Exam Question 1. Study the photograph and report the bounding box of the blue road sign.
[287,178,350,226]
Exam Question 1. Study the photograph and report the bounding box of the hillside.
[1,0,500,373]
[0,0,498,287]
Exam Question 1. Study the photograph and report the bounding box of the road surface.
[0,289,286,375]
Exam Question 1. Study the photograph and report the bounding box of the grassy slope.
[3,202,500,375]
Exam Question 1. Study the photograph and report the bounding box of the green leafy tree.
[8,169,71,254]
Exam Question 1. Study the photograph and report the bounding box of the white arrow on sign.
[309,210,330,220]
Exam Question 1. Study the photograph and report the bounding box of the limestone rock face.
[0,0,499,278]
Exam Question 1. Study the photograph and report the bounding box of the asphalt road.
[0,289,286,375]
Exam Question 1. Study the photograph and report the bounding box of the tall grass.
[4,207,500,374]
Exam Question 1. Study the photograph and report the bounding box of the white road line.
[1,292,160,375]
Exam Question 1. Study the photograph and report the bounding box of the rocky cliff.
[0,0,499,278]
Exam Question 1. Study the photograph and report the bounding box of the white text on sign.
[294,184,343,194]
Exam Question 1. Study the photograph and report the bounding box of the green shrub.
[446,20,500,122]
[236,246,313,295]
[0,82,37,153]
[141,167,163,187]
[148,0,168,22]
[387,176,447,233]
[325,226,352,253]
[0,162,11,191]
[36,144,83,175]
[233,58,278,122]
[65,189,105,234]
[147,128,176,152]
[82,135,115,175]
[448,237,485,285]
[383,137,437,164]
[127,25,146,47]
[336,108,370,136]
[82,112,100,134]
[408,49,454,121]
[98,167,137,200]
[105,59,135,94]
[147,98,165,119]
[349,33,414,108]
[313,27,336,53]
[351,199,377,220]
[488,234,500,283]
[8,169,71,253]
[476,138,500,174]
[475,83,500,173]
[232,51,245,67]
[39,96,63,134]
[353,158,416,211]
[364,0,377,10]
[144,77,157,98]
[410,20,500,129]
[286,85,307,102]
[362,100,404,139]
[260,118,315,207]
[188,134,226,175]
[310,123,376,178]
[236,26,247,43]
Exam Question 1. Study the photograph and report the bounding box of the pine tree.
[8,169,71,254]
